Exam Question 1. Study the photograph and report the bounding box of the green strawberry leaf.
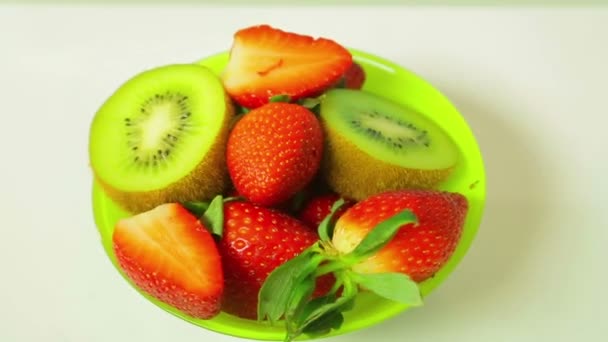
[351,272,423,306]
[346,209,417,262]
[182,201,209,217]
[294,294,336,326]
[258,247,324,324]
[298,97,321,113]
[298,289,356,329]
[285,274,315,322]
[269,94,292,103]
[234,101,250,115]
[301,310,344,338]
[284,273,358,341]
[200,195,225,237]
[318,198,347,242]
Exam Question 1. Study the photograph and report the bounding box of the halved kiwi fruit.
[89,64,233,213]
[319,88,458,200]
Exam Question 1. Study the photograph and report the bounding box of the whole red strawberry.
[297,193,355,229]
[226,102,323,207]
[222,25,353,109]
[218,200,333,319]
[342,62,366,89]
[112,203,224,319]
[332,189,468,282]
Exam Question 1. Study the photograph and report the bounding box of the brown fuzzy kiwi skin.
[320,124,454,201]
[95,96,235,214]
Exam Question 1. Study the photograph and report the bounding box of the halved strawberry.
[112,203,223,319]
[222,25,353,109]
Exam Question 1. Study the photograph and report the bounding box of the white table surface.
[1,4,607,342]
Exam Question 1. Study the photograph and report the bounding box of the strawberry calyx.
[269,94,292,103]
[182,195,243,238]
[258,201,423,341]
[317,198,347,241]
[236,93,322,116]
[296,97,322,115]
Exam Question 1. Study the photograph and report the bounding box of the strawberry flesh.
[112,203,223,319]
[222,25,353,109]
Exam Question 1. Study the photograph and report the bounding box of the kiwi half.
[89,64,233,213]
[319,88,458,200]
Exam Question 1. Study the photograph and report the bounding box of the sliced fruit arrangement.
[89,23,471,342]
[89,64,234,213]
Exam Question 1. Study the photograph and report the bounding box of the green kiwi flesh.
[319,88,458,200]
[89,64,233,213]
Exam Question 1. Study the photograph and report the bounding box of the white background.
[1,4,607,342]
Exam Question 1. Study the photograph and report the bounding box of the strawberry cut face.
[222,25,353,109]
[112,203,223,319]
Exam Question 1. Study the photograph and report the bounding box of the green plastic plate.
[91,49,486,341]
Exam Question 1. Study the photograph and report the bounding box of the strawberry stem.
[317,198,347,242]
[328,276,344,295]
[269,94,291,103]
[285,272,358,341]
[313,258,351,277]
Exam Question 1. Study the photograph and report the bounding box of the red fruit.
[332,190,468,282]
[222,25,353,109]
[219,200,333,319]
[112,203,224,319]
[297,193,355,229]
[342,62,366,89]
[226,102,323,207]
